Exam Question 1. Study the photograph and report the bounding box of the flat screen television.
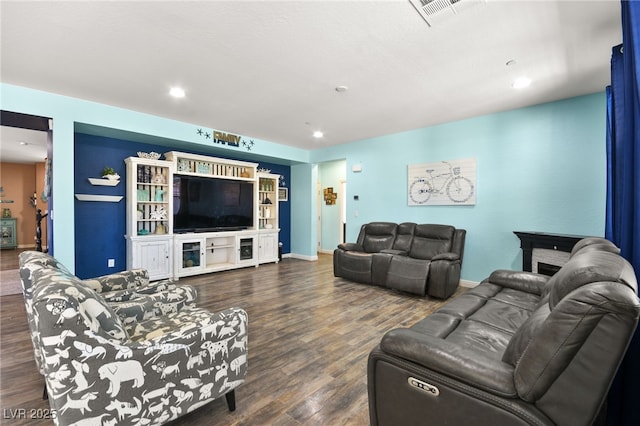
[173,175,254,233]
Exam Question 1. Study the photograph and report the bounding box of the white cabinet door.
[132,238,172,280]
[258,231,279,264]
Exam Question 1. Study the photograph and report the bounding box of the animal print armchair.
[29,264,248,425]
[19,251,197,377]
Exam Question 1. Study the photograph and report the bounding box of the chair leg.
[42,383,48,400]
[224,390,236,412]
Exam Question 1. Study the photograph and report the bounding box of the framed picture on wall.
[278,187,288,201]
[408,158,476,206]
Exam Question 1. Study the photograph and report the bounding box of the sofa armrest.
[486,270,549,296]
[111,285,198,324]
[431,252,459,261]
[380,328,516,397]
[428,255,462,299]
[337,242,364,252]
[101,280,179,302]
[134,279,177,294]
[82,269,150,293]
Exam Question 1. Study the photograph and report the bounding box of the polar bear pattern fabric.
[19,251,197,375]
[31,271,248,425]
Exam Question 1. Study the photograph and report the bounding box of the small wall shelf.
[88,178,120,186]
[75,194,123,202]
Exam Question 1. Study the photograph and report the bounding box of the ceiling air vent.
[408,0,486,27]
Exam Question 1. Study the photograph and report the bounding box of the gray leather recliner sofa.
[367,239,640,426]
[333,222,466,298]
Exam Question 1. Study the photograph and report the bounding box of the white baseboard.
[288,253,319,261]
[318,249,333,255]
[460,279,479,288]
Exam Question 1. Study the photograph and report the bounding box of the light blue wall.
[290,163,318,259]
[2,83,607,281]
[312,93,607,282]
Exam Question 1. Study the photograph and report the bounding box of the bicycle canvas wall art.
[408,158,476,206]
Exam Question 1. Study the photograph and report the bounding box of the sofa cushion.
[337,251,374,283]
[127,305,215,342]
[570,237,620,257]
[409,224,455,260]
[501,303,550,366]
[468,299,533,334]
[547,251,637,309]
[445,320,512,358]
[391,222,416,252]
[361,222,398,253]
[32,268,129,343]
[385,256,430,295]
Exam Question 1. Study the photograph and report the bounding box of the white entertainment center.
[125,151,280,280]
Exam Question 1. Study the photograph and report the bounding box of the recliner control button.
[408,377,440,396]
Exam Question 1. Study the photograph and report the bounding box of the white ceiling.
[0,0,622,155]
[0,125,48,164]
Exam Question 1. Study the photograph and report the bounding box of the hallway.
[0,248,26,296]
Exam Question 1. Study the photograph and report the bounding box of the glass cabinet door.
[180,241,202,270]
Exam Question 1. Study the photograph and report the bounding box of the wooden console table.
[513,231,591,273]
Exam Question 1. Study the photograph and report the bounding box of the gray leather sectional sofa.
[333,222,466,298]
[368,238,640,426]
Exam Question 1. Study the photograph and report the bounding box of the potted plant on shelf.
[101,166,120,181]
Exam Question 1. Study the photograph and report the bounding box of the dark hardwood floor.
[0,254,464,425]
[0,248,27,271]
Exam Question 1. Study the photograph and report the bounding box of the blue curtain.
[606,2,640,425]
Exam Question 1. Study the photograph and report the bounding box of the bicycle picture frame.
[407,158,476,206]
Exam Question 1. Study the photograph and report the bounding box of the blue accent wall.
[74,133,291,278]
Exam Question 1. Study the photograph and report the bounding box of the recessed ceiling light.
[313,131,324,138]
[169,87,186,98]
[512,77,532,89]
[335,86,349,93]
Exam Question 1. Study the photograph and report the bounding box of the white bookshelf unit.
[257,172,280,264]
[125,152,281,280]
[125,156,174,280]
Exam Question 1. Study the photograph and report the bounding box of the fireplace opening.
[538,262,562,276]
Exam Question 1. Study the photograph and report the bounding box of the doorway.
[317,159,347,253]
[0,110,53,254]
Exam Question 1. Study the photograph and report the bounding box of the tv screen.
[173,175,254,232]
